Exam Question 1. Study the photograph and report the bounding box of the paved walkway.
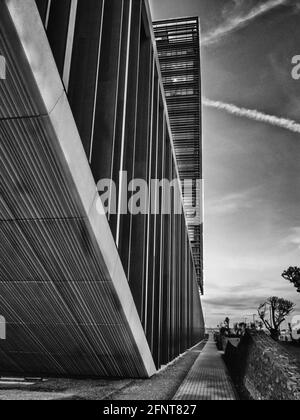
[0,337,238,400]
[173,335,238,400]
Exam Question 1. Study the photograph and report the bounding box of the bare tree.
[224,317,230,329]
[258,297,295,341]
[220,317,231,337]
[282,267,300,292]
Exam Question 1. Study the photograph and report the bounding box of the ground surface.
[0,342,206,401]
[279,342,300,369]
[174,336,237,400]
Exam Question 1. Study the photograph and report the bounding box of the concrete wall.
[0,0,156,378]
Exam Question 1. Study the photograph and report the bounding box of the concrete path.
[0,342,207,400]
[173,335,238,400]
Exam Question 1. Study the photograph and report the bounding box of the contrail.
[202,0,287,46]
[203,98,300,134]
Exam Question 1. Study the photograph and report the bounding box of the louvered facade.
[0,0,204,378]
[154,18,203,292]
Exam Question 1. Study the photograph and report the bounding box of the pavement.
[173,335,238,400]
[0,342,206,400]
[0,337,238,400]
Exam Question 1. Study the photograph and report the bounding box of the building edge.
[4,0,157,378]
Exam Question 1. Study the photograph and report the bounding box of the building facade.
[0,0,204,378]
[154,17,203,293]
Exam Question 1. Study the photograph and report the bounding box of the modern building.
[0,0,204,378]
[153,17,203,292]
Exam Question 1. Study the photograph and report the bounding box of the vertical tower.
[154,18,203,293]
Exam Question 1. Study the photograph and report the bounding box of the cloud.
[203,295,264,311]
[203,98,300,134]
[225,256,286,271]
[202,0,288,46]
[282,227,300,249]
[206,188,262,216]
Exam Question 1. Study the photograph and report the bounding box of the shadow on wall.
[224,330,300,401]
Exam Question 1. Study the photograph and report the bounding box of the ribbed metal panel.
[0,121,148,377]
[0,280,146,377]
[0,125,148,376]
[0,118,80,220]
[0,219,108,282]
[0,0,153,378]
[0,0,204,378]
[0,1,46,118]
[153,17,203,292]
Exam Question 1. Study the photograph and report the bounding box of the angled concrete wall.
[0,0,204,377]
[0,0,156,378]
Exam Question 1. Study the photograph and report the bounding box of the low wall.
[222,337,240,351]
[224,331,300,400]
[215,333,240,352]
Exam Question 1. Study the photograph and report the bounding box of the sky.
[150,0,300,327]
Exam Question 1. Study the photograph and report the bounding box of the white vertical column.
[116,0,133,248]
[63,0,78,91]
[143,55,155,330]
[0,55,6,79]
[0,316,6,340]
[89,0,105,163]
[109,0,125,222]
[45,0,52,29]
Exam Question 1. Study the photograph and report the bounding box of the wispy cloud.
[203,98,300,134]
[202,0,288,46]
[225,256,287,271]
[282,227,300,249]
[206,188,261,216]
[202,295,264,311]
